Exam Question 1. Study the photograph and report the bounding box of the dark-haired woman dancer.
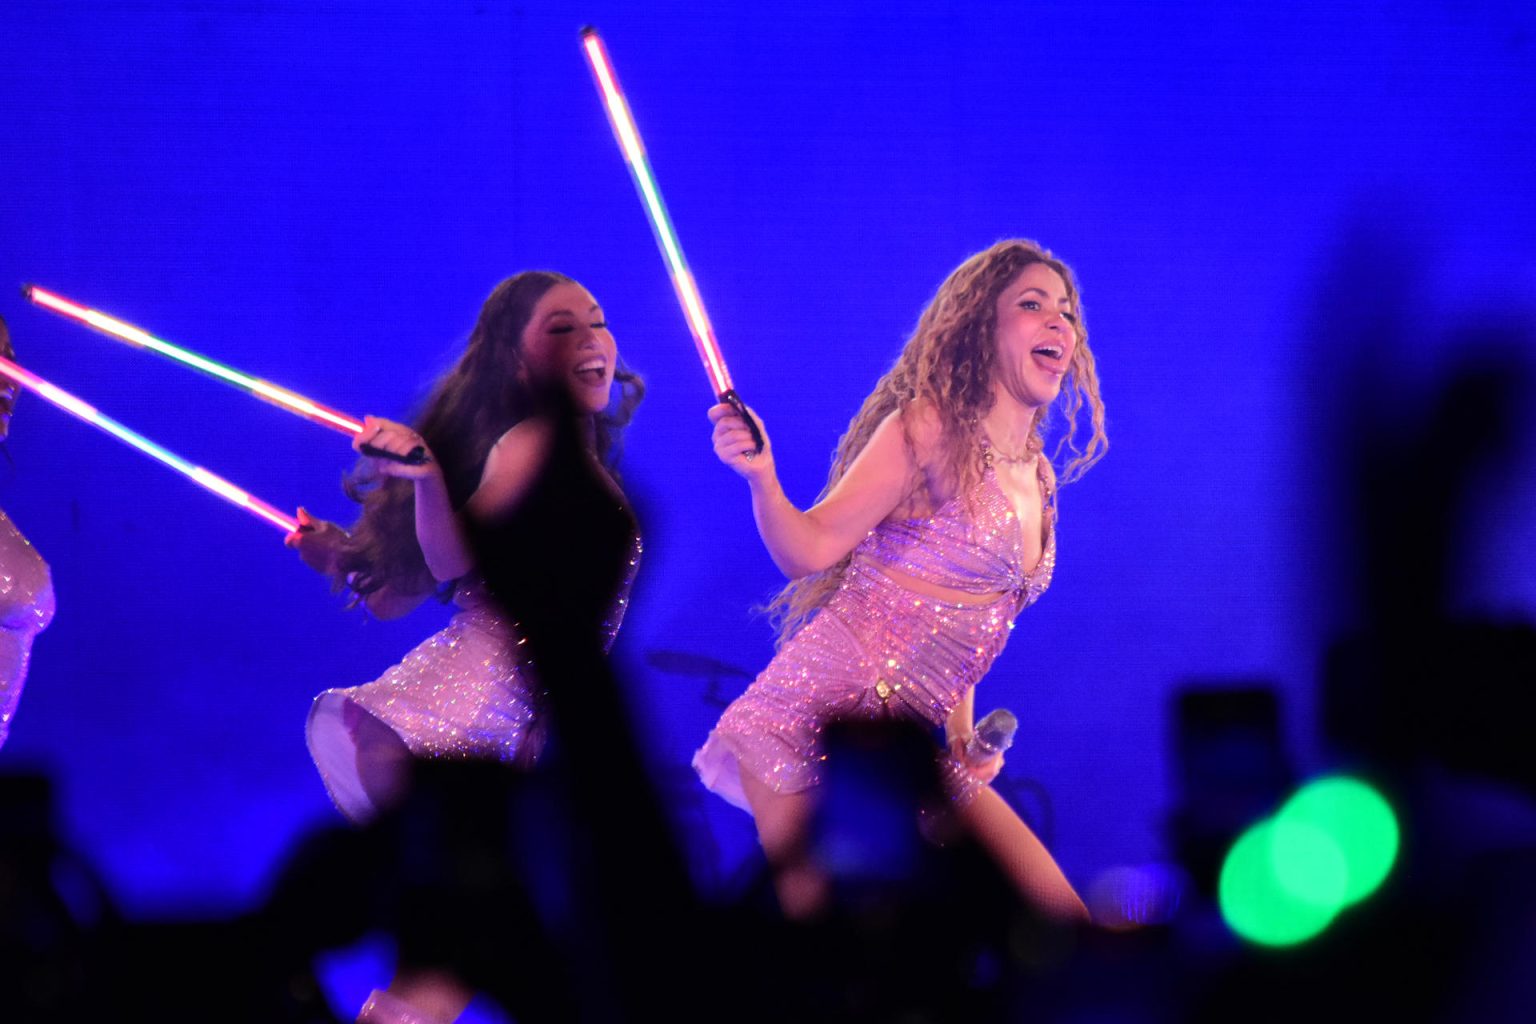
[289,272,643,1023]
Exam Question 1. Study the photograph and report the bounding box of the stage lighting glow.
[1268,818,1349,909]
[1219,773,1401,947]
[1218,821,1338,947]
[1085,862,1186,931]
[1277,775,1399,905]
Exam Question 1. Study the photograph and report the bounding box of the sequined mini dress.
[1,509,55,748]
[693,446,1054,811]
[308,535,641,822]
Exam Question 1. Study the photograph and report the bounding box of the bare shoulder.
[467,418,558,521]
[865,401,947,516]
[491,418,554,456]
[484,419,556,476]
[847,406,922,477]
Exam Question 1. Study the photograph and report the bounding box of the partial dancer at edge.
[290,272,644,826]
[0,316,56,750]
[693,240,1106,921]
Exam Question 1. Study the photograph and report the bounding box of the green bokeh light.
[1269,819,1349,909]
[1218,822,1338,946]
[1219,775,1402,947]
[1278,776,1399,905]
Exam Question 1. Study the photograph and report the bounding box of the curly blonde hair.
[767,239,1107,643]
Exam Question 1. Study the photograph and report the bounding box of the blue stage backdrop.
[2,0,1533,918]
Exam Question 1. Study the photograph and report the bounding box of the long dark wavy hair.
[0,313,17,461]
[767,240,1107,644]
[335,271,645,602]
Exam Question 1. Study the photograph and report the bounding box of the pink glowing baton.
[0,354,298,533]
[580,27,764,453]
[23,285,426,465]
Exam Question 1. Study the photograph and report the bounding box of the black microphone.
[359,442,429,465]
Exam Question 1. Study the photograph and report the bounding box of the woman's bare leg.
[344,701,414,815]
[739,770,824,918]
[959,786,1089,923]
[344,710,474,1023]
[357,977,469,1023]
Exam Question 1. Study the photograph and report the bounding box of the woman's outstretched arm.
[285,507,430,620]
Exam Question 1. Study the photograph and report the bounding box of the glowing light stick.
[23,285,424,464]
[580,27,764,453]
[0,354,299,534]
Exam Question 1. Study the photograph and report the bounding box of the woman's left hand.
[354,415,439,480]
[284,506,348,576]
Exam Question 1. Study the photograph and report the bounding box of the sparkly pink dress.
[308,535,641,822]
[693,446,1054,810]
[1,509,55,749]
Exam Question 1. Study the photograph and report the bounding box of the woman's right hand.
[709,402,775,481]
[284,507,348,577]
[354,415,440,480]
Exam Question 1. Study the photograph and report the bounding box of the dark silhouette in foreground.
[4,321,1534,1022]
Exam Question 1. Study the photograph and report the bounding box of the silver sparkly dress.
[308,535,641,822]
[693,446,1054,810]
[0,509,55,748]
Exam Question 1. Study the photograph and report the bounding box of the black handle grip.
[719,389,764,455]
[360,442,429,465]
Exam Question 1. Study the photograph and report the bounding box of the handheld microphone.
[964,708,1018,765]
[359,441,429,465]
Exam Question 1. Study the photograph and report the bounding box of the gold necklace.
[985,435,1037,466]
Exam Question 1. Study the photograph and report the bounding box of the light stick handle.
[0,354,298,534]
[719,389,766,455]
